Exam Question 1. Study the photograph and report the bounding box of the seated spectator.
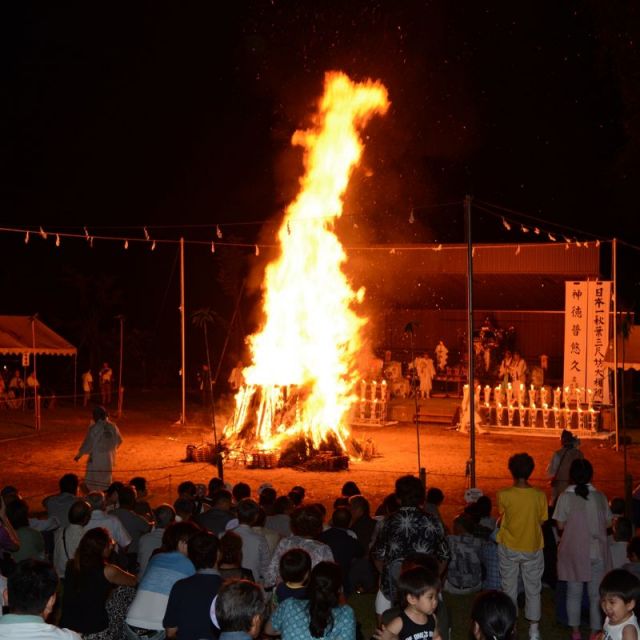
[320,507,363,595]
[164,531,222,640]
[273,548,311,606]
[315,503,329,531]
[288,488,304,508]
[341,481,361,498]
[266,561,356,639]
[443,514,483,594]
[174,497,196,523]
[112,486,152,571]
[252,506,280,555]
[348,495,378,593]
[125,521,201,638]
[7,499,44,563]
[53,499,92,578]
[197,490,234,535]
[60,527,137,638]
[232,482,251,504]
[374,493,401,518]
[215,579,266,640]
[333,497,349,509]
[105,482,125,512]
[611,517,633,569]
[129,477,154,521]
[0,559,80,639]
[264,505,334,588]
[0,494,20,558]
[43,474,79,528]
[218,531,254,581]
[138,504,176,577]
[178,481,197,502]
[475,496,497,531]
[469,590,517,640]
[265,496,293,538]
[623,537,640,580]
[229,499,270,585]
[84,491,131,552]
[258,486,277,516]
[201,477,225,511]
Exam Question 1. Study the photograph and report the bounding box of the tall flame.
[225,71,389,452]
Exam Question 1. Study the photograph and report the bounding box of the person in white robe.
[74,406,123,491]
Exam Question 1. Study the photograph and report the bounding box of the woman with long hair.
[553,457,612,640]
[60,527,137,639]
[266,561,355,639]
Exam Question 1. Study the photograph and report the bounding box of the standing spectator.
[0,559,81,639]
[349,494,378,593]
[53,499,92,578]
[74,406,123,491]
[264,506,334,588]
[443,514,483,594]
[215,579,266,640]
[125,521,200,639]
[8,369,25,408]
[320,507,363,595]
[553,458,612,640]
[425,488,446,528]
[99,363,113,405]
[496,453,547,640]
[266,561,356,639]
[163,531,222,640]
[138,504,175,577]
[81,369,93,407]
[59,527,137,638]
[547,430,584,504]
[43,474,79,529]
[230,499,271,585]
[25,371,39,408]
[227,361,245,392]
[7,499,44,563]
[371,475,450,618]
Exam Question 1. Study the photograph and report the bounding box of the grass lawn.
[349,586,570,640]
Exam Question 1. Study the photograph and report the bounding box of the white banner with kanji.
[563,280,612,403]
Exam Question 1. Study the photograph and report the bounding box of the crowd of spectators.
[1,451,640,640]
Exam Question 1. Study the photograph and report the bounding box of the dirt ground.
[1,391,639,526]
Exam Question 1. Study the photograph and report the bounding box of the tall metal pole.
[612,237,619,451]
[180,237,186,425]
[116,315,124,418]
[31,315,41,431]
[465,195,476,488]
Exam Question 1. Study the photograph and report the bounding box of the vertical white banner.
[563,282,588,390]
[586,280,611,403]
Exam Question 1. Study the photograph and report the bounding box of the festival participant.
[553,458,612,640]
[499,351,513,387]
[435,340,448,372]
[99,363,112,405]
[74,406,123,491]
[510,351,527,384]
[415,352,436,399]
[266,561,356,640]
[496,453,547,640]
[0,559,81,639]
[81,369,93,406]
[60,527,137,638]
[228,361,245,392]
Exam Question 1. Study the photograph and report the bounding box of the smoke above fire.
[224,71,389,453]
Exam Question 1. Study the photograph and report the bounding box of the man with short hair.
[113,486,152,572]
[230,499,270,585]
[84,491,131,550]
[43,474,79,529]
[215,579,266,640]
[53,499,91,578]
[138,504,176,576]
[0,559,81,638]
[197,490,234,535]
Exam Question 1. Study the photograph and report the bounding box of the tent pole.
[31,315,41,431]
[180,237,186,425]
[73,354,77,408]
[612,238,619,451]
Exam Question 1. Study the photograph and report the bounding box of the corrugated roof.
[0,316,77,356]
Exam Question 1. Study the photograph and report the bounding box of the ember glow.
[224,71,389,456]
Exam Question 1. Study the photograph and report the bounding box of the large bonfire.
[224,72,389,465]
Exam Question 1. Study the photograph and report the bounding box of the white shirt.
[231,523,271,584]
[53,524,85,578]
[137,528,164,576]
[85,510,132,549]
[0,615,81,639]
[604,613,640,640]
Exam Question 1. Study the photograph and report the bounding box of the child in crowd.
[470,590,517,640]
[376,566,442,640]
[611,517,633,569]
[475,496,497,531]
[273,548,311,606]
[444,514,483,594]
[623,537,640,581]
[496,453,547,640]
[425,488,445,525]
[599,569,640,640]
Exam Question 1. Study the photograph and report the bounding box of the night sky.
[1,2,638,387]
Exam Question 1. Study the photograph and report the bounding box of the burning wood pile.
[223,72,389,469]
